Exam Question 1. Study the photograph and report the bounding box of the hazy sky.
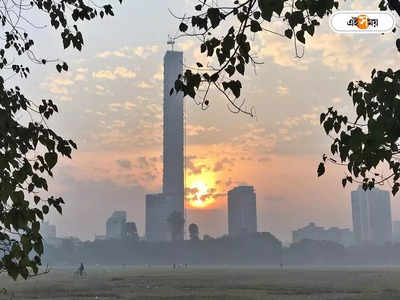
[10,0,400,242]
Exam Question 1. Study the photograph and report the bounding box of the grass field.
[1,266,400,299]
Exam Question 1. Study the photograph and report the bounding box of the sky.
[8,0,400,242]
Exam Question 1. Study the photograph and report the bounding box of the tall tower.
[162,50,184,239]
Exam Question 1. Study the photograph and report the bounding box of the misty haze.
[2,0,400,300]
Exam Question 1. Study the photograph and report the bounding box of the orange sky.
[20,0,400,242]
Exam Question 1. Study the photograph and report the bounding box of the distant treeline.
[42,233,400,266]
[284,239,400,266]
[43,232,281,266]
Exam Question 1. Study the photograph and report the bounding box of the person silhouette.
[78,262,84,276]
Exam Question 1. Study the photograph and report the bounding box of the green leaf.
[179,22,188,32]
[11,191,24,205]
[393,183,399,196]
[250,20,262,32]
[42,205,49,215]
[258,0,284,21]
[296,30,305,44]
[34,196,40,204]
[236,63,245,75]
[320,113,326,124]
[258,0,273,21]
[207,8,220,28]
[34,240,44,255]
[44,152,58,170]
[225,65,235,77]
[306,24,315,36]
[317,162,325,177]
[342,178,347,187]
[284,29,293,39]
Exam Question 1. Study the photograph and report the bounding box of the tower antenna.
[167,35,175,51]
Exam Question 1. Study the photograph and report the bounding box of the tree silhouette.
[188,223,200,240]
[0,0,122,280]
[173,0,400,193]
[125,222,139,241]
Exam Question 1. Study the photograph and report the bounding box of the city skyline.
[30,0,400,242]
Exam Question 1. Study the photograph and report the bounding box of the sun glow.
[186,171,217,209]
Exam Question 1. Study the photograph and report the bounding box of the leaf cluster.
[319,68,400,196]
[0,0,122,280]
[172,0,339,115]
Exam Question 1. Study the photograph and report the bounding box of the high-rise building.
[145,194,170,241]
[351,186,392,245]
[106,211,127,239]
[145,49,185,241]
[228,186,257,236]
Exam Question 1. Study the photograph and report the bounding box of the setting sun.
[190,181,212,208]
[186,168,217,209]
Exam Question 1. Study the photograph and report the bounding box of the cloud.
[74,74,86,81]
[107,120,126,129]
[96,50,127,58]
[135,156,150,169]
[108,101,137,112]
[92,70,116,80]
[95,45,160,60]
[187,125,220,137]
[116,159,132,169]
[76,68,88,73]
[178,39,195,51]
[94,84,112,96]
[40,77,74,95]
[276,85,289,95]
[151,64,164,81]
[186,156,208,175]
[279,112,319,129]
[302,113,319,126]
[308,33,373,78]
[114,67,136,78]
[213,158,234,172]
[134,45,160,58]
[255,33,310,70]
[92,67,136,80]
[137,81,153,89]
[231,125,277,153]
[332,97,343,103]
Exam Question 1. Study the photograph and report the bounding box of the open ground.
[1,266,400,300]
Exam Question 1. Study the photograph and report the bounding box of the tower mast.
[167,35,175,51]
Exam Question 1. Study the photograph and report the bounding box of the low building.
[292,222,354,247]
[94,235,107,241]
